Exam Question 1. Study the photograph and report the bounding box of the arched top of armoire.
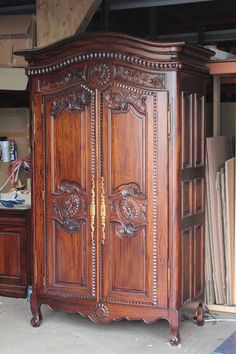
[15,31,214,77]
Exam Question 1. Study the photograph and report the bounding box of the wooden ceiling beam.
[109,0,214,10]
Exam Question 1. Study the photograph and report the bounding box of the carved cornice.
[26,51,181,77]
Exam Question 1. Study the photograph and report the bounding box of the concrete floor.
[0,296,236,354]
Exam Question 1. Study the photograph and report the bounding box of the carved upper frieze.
[52,181,87,233]
[113,65,166,89]
[41,68,85,90]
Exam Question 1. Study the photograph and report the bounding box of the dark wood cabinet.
[0,208,31,298]
[16,33,212,345]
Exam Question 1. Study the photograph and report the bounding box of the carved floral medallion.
[88,63,111,86]
[109,183,147,238]
[52,181,87,232]
[91,303,109,322]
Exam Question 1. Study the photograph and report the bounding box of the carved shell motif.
[52,181,87,233]
[109,183,147,239]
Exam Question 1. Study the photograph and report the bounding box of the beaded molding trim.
[26,52,181,76]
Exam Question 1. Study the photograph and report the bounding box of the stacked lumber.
[205,136,235,305]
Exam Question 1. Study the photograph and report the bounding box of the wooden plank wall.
[36,0,102,47]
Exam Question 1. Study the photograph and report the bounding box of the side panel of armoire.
[180,72,206,308]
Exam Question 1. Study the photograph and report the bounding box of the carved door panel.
[99,83,169,307]
[41,83,96,299]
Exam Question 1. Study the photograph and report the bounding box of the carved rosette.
[51,89,90,117]
[104,89,147,114]
[52,181,87,233]
[88,63,111,86]
[109,183,147,239]
[91,303,109,323]
[113,65,166,89]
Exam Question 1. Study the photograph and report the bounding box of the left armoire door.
[34,83,97,300]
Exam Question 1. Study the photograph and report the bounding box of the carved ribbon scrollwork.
[51,89,90,117]
[52,181,87,233]
[104,89,147,114]
[109,183,147,239]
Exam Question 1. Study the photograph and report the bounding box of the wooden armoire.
[17,33,212,345]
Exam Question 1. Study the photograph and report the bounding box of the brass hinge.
[167,262,171,299]
[43,276,46,287]
[101,176,106,245]
[41,103,44,115]
[167,103,172,140]
[42,190,45,201]
[31,100,36,139]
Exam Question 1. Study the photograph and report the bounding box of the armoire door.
[37,82,97,300]
[99,83,169,308]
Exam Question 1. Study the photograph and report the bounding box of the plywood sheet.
[225,158,236,304]
[206,136,233,304]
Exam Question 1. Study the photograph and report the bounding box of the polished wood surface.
[0,209,31,298]
[16,32,212,345]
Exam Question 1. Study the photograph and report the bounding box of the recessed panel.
[182,180,192,217]
[110,225,146,293]
[0,232,20,277]
[194,225,204,297]
[182,228,193,303]
[110,110,145,193]
[194,178,204,214]
[52,110,87,192]
[182,92,193,168]
[55,223,87,287]
[194,94,204,167]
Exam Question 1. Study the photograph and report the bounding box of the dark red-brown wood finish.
[0,209,31,298]
[16,32,212,345]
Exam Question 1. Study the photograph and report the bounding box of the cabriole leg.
[30,296,42,327]
[169,310,181,346]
